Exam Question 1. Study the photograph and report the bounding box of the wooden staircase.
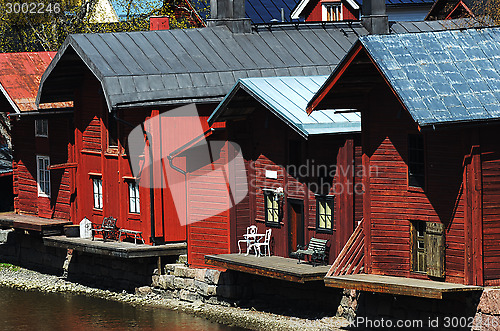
[327,219,364,277]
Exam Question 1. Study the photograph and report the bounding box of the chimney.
[150,16,170,30]
[361,0,389,34]
[207,0,252,33]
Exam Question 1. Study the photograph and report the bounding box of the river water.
[0,286,243,330]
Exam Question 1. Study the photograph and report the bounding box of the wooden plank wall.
[225,107,360,264]
[481,128,500,285]
[363,83,466,284]
[12,116,72,220]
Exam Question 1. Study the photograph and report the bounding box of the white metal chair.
[250,228,272,257]
[238,225,258,254]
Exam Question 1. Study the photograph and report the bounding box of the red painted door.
[288,199,304,255]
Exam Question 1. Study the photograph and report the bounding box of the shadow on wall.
[0,175,13,212]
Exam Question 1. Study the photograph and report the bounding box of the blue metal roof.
[358,28,500,126]
[246,0,300,23]
[209,76,360,138]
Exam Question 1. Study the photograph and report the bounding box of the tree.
[0,0,207,52]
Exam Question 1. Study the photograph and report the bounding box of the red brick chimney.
[150,16,170,30]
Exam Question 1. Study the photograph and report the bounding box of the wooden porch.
[325,274,483,299]
[205,254,330,283]
[0,213,71,236]
[44,236,186,259]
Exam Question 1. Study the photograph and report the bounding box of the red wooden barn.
[207,75,362,264]
[28,0,367,262]
[307,27,500,293]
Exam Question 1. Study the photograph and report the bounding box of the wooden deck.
[325,274,483,299]
[0,213,71,236]
[205,254,331,283]
[43,236,187,259]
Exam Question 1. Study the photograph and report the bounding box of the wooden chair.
[250,228,272,257]
[91,216,119,241]
[238,225,258,254]
[291,237,329,266]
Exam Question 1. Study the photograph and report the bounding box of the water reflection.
[0,286,243,331]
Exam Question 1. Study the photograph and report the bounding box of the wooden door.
[288,199,304,255]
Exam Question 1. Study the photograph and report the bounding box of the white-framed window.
[323,2,342,21]
[36,155,50,197]
[35,119,48,137]
[316,195,334,233]
[92,177,103,210]
[128,181,140,214]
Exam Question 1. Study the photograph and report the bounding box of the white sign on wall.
[265,170,278,179]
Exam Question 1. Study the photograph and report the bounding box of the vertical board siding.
[365,84,465,283]
[481,129,500,283]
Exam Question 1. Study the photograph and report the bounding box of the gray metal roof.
[361,27,500,126]
[389,19,484,34]
[37,23,368,110]
[209,76,361,138]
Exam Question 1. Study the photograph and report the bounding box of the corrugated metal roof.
[360,27,500,126]
[210,76,360,138]
[37,23,368,110]
[246,0,300,23]
[0,52,72,112]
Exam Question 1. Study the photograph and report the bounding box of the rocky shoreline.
[0,264,348,330]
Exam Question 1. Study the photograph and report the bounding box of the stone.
[184,267,197,279]
[174,277,195,291]
[173,265,189,278]
[204,269,221,285]
[0,229,14,243]
[179,289,203,303]
[204,296,231,307]
[177,254,188,264]
[194,280,217,297]
[135,286,152,296]
[164,263,179,274]
[478,288,500,315]
[194,268,207,281]
[151,275,160,288]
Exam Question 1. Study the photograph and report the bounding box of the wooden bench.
[119,229,145,244]
[91,216,119,241]
[291,238,329,266]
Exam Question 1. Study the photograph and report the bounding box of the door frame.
[287,198,305,256]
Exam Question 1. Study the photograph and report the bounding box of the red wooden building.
[0,52,73,215]
[208,76,362,264]
[291,0,434,22]
[28,0,366,261]
[308,27,500,289]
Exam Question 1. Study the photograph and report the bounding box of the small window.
[323,3,342,21]
[264,190,280,226]
[92,177,103,210]
[411,220,426,273]
[36,155,50,197]
[35,119,48,137]
[316,196,334,233]
[128,181,140,214]
[108,112,118,149]
[408,134,425,188]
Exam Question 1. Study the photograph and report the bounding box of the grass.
[0,263,20,271]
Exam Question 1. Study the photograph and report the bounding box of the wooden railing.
[326,219,364,277]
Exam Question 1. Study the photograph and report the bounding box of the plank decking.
[43,236,187,259]
[325,274,483,299]
[205,254,330,283]
[0,213,71,236]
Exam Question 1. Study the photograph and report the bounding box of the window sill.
[316,228,334,234]
[265,222,282,228]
